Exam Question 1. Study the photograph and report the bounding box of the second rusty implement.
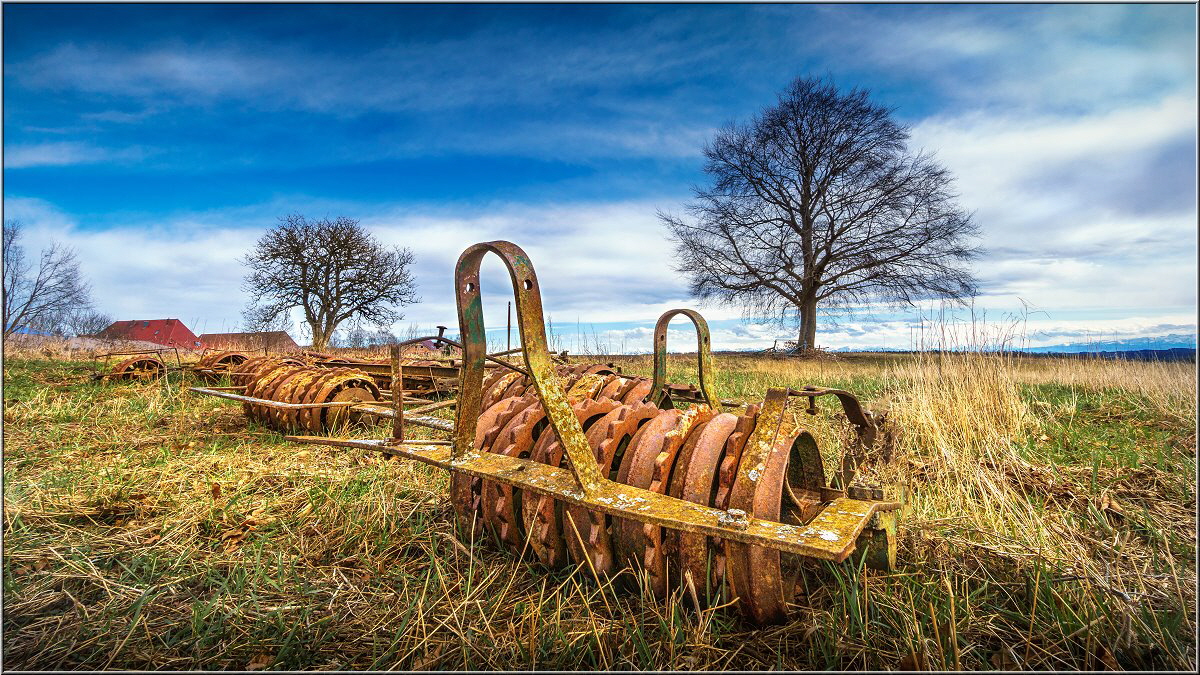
[282,240,899,625]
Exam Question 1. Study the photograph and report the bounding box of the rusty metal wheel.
[324,376,380,429]
[711,404,759,599]
[309,370,357,432]
[523,422,572,569]
[261,367,309,427]
[561,401,659,578]
[481,402,552,552]
[725,425,825,625]
[636,407,715,598]
[107,356,165,381]
[667,412,739,605]
[277,369,323,430]
[248,363,305,424]
[197,350,249,383]
[608,408,680,582]
[618,377,654,405]
[299,369,347,433]
[595,375,625,400]
[483,372,523,409]
[231,356,269,388]
[452,395,539,540]
[565,373,608,402]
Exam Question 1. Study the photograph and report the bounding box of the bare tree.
[240,310,293,335]
[65,308,114,337]
[241,214,418,351]
[661,77,980,351]
[3,220,95,339]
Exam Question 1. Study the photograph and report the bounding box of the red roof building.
[97,319,203,349]
[198,331,300,352]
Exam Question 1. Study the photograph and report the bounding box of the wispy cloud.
[3,5,1194,350]
[4,141,150,168]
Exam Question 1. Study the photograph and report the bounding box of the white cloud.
[907,92,1197,313]
[3,141,149,168]
[6,194,1194,352]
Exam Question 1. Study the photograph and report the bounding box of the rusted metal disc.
[565,373,607,402]
[725,415,807,625]
[482,372,523,409]
[545,396,623,575]
[326,383,378,429]
[638,407,715,598]
[257,365,304,404]
[481,403,550,552]
[282,369,324,430]
[563,401,659,578]
[110,356,165,381]
[499,376,530,401]
[553,364,583,390]
[310,371,358,431]
[301,369,348,433]
[451,395,538,539]
[610,408,681,578]
[480,366,509,397]
[711,404,760,596]
[524,423,571,568]
[668,412,739,605]
[231,356,269,388]
[197,351,249,383]
[264,368,311,429]
[246,363,300,422]
[619,377,654,405]
[577,363,617,377]
[293,368,336,432]
[596,374,627,401]
[299,368,345,427]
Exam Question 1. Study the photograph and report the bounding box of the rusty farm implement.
[190,240,898,624]
[91,348,182,381]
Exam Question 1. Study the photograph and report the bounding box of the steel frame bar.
[285,434,896,560]
[647,308,722,411]
[189,387,362,409]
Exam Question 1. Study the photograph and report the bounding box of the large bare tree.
[241,214,418,350]
[661,77,980,350]
[3,220,95,339]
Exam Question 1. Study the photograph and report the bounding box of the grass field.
[2,347,1195,670]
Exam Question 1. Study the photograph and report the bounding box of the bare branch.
[240,214,419,350]
[662,76,980,350]
[3,220,95,339]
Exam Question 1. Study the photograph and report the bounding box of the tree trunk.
[797,298,818,351]
[310,322,329,351]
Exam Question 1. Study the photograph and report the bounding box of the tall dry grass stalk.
[881,351,1061,547]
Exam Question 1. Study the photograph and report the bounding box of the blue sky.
[3,3,1196,351]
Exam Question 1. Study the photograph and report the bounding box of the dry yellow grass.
[2,347,1195,669]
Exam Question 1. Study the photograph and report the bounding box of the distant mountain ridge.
[1018,333,1196,353]
[818,333,1198,357]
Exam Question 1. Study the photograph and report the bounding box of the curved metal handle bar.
[647,308,722,411]
[788,386,875,430]
[788,386,879,489]
[453,241,605,495]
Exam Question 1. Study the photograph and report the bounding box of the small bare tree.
[3,220,95,339]
[65,308,113,337]
[661,77,980,351]
[241,214,418,351]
